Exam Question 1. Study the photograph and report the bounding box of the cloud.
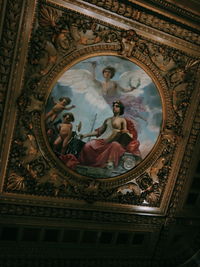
[84,91,110,110]
[146,107,162,132]
[140,140,155,158]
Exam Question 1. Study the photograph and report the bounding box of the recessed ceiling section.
[0,0,199,219]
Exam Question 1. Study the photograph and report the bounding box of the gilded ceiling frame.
[0,0,199,220]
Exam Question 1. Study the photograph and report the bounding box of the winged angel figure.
[58,62,152,123]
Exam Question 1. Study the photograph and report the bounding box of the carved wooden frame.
[0,0,199,220]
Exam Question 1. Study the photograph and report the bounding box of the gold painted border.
[32,47,171,189]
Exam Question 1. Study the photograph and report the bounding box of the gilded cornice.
[76,0,200,46]
[0,0,199,226]
[48,0,200,58]
[0,1,199,265]
[82,0,200,30]
[0,0,198,218]
[129,0,200,26]
[0,0,37,190]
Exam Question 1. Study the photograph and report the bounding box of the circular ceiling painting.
[45,55,162,178]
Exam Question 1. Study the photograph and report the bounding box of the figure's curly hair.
[113,100,125,115]
[102,66,116,78]
[59,97,71,104]
[63,112,74,122]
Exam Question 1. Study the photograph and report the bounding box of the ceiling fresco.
[0,0,199,217]
[45,55,162,179]
[0,1,200,266]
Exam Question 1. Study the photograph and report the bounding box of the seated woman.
[60,100,141,170]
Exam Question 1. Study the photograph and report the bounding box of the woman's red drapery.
[60,117,141,169]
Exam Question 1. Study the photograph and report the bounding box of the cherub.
[54,112,75,154]
[45,97,75,123]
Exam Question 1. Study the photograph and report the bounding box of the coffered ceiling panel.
[0,0,200,240]
[0,0,199,224]
[0,1,200,266]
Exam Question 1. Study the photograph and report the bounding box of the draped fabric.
[125,117,141,157]
[60,117,141,169]
[79,139,126,168]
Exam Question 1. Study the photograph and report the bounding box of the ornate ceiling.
[0,0,199,266]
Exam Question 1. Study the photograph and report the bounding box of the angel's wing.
[118,69,153,92]
[58,69,109,110]
[58,69,102,93]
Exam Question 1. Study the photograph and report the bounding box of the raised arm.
[90,61,97,80]
[117,78,141,92]
[65,104,76,110]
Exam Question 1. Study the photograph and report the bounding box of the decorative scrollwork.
[119,29,139,57]
[27,4,121,79]
[3,1,199,213]
[83,0,200,46]
[0,0,23,126]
